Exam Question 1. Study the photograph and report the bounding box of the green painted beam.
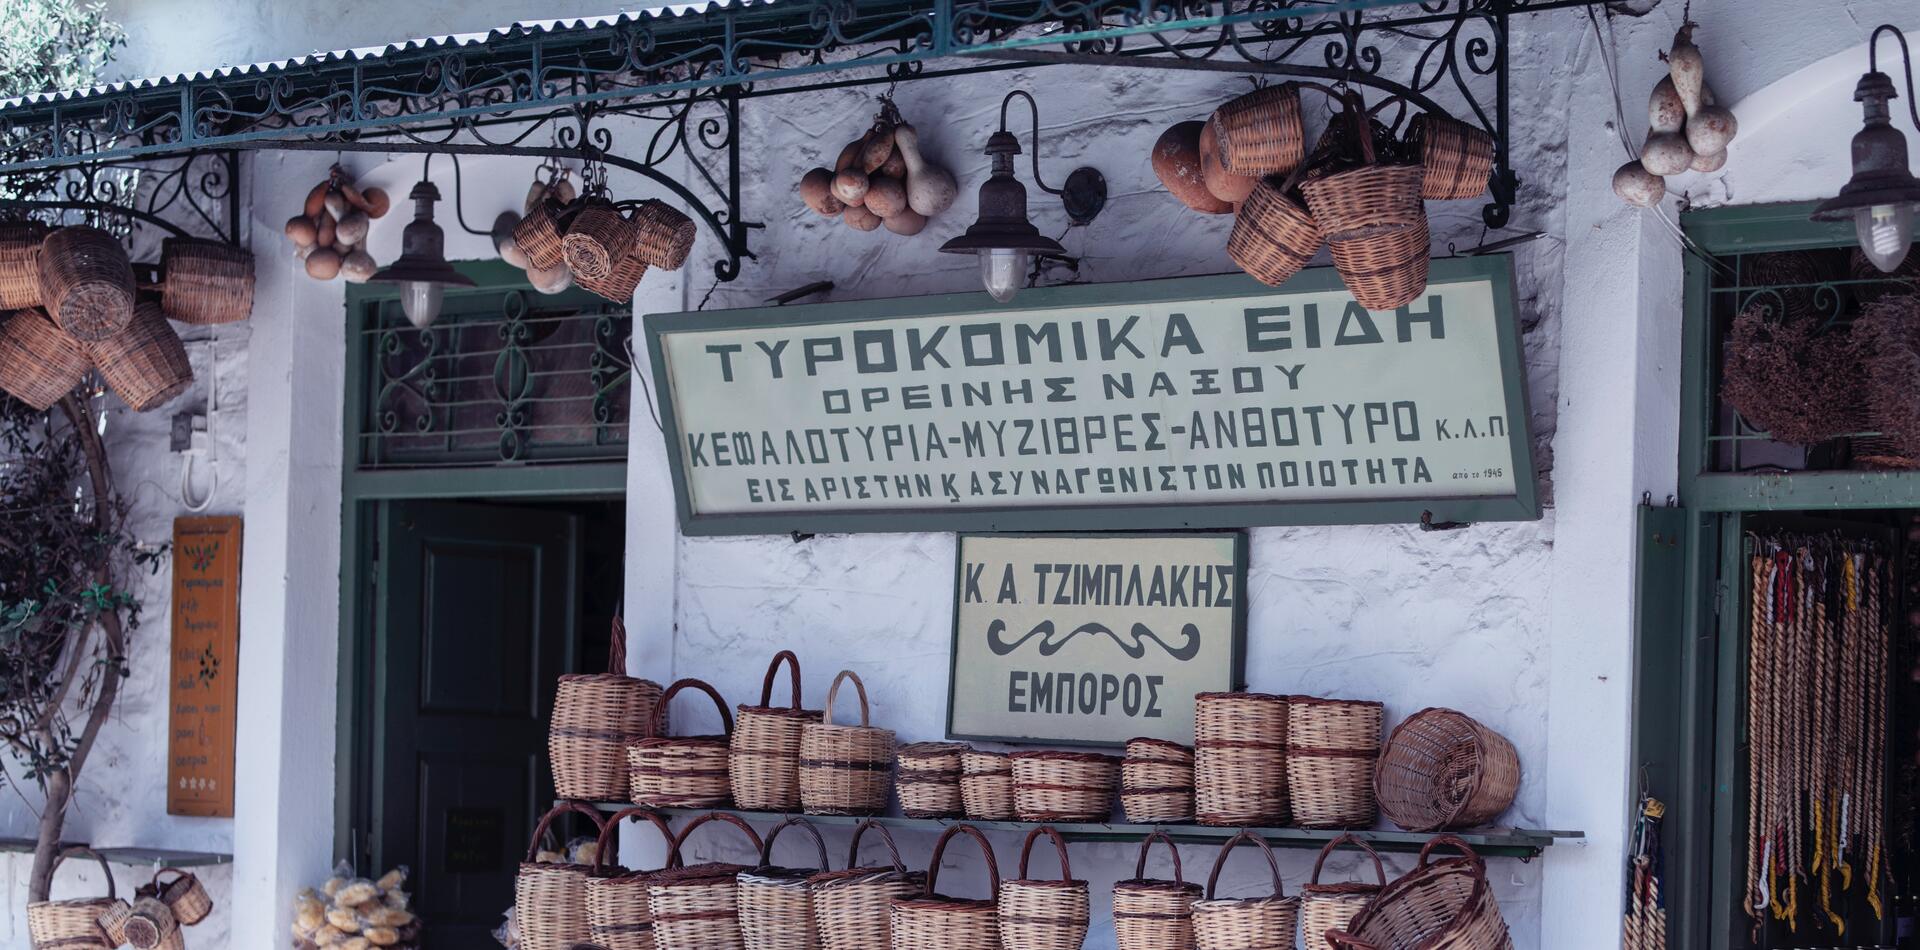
[1687,471,1920,512]
[0,839,232,868]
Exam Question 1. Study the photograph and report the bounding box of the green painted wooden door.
[372,501,580,948]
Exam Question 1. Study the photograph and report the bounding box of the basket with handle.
[1011,750,1119,822]
[0,309,89,410]
[630,678,734,808]
[585,807,681,950]
[516,802,612,950]
[1113,832,1202,950]
[888,824,1001,950]
[38,226,134,342]
[800,670,896,816]
[27,847,117,950]
[1325,837,1512,950]
[120,896,178,950]
[1373,708,1519,832]
[1209,84,1307,177]
[1405,112,1494,201]
[809,819,924,950]
[1191,832,1298,950]
[89,302,192,412]
[552,614,666,801]
[1287,697,1384,828]
[741,817,831,950]
[1299,835,1386,950]
[732,650,824,811]
[896,742,967,818]
[997,826,1088,950]
[149,868,214,926]
[563,197,635,281]
[0,221,49,309]
[1194,691,1289,826]
[631,200,698,271]
[960,749,1013,821]
[1299,94,1430,311]
[159,238,254,325]
[1122,737,1195,824]
[647,811,765,950]
[515,196,574,271]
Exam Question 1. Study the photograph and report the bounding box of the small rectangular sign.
[167,516,242,817]
[645,256,1536,536]
[947,532,1246,746]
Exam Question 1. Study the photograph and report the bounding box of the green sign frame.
[644,255,1539,536]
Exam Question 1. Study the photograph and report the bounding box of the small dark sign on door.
[443,807,505,874]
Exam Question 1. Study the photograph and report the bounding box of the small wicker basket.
[552,616,666,801]
[516,802,612,950]
[888,824,1001,950]
[1326,837,1513,950]
[809,820,924,950]
[26,848,117,950]
[1012,750,1119,822]
[800,670,896,816]
[1227,176,1323,287]
[997,827,1089,950]
[89,302,192,413]
[1113,832,1201,950]
[648,812,764,950]
[576,238,649,304]
[960,749,1014,821]
[120,897,177,950]
[515,197,574,271]
[1122,737,1195,824]
[731,650,824,812]
[630,679,734,808]
[1209,84,1307,177]
[159,238,254,325]
[1191,831,1299,950]
[1374,708,1520,832]
[1299,96,1431,311]
[1299,835,1386,950]
[150,868,214,926]
[585,808,681,950]
[1194,691,1289,826]
[0,221,49,309]
[0,309,89,411]
[564,199,636,281]
[741,817,831,950]
[632,200,698,271]
[1287,697,1384,829]
[38,226,134,342]
[1405,112,1494,201]
[896,742,967,819]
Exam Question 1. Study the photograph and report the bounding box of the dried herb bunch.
[1720,302,1863,446]
[1851,294,1920,461]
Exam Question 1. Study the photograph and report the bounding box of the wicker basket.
[888,824,1001,950]
[150,868,213,926]
[1405,113,1493,201]
[1122,737,1195,824]
[800,670,896,816]
[1287,697,1384,829]
[0,309,89,410]
[159,238,254,325]
[27,848,117,950]
[515,197,573,271]
[516,802,611,950]
[1374,708,1520,832]
[1191,831,1298,950]
[586,808,681,950]
[1227,177,1323,287]
[998,827,1088,950]
[576,241,649,304]
[1012,751,1119,823]
[630,678,735,808]
[960,749,1013,822]
[632,200,698,271]
[95,901,133,947]
[121,897,177,950]
[1326,837,1512,950]
[648,812,764,950]
[1323,218,1431,313]
[1194,691,1289,826]
[1299,835,1385,950]
[0,221,49,309]
[38,226,134,342]
[1299,98,1431,312]
[90,302,192,412]
[742,817,831,950]
[810,820,924,950]
[732,650,824,812]
[1209,84,1306,177]
[553,616,667,801]
[897,742,967,819]
[1113,832,1201,950]
[564,199,636,281]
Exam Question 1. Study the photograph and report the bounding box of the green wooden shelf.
[0,838,232,868]
[578,804,1582,860]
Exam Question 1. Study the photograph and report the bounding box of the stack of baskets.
[648,812,764,950]
[1326,837,1512,950]
[515,802,611,950]
[800,670,896,816]
[739,817,830,950]
[551,615,665,801]
[998,827,1089,950]
[1286,697,1383,828]
[896,742,967,819]
[1299,94,1431,312]
[1194,691,1290,826]
[809,820,923,950]
[1112,832,1201,950]
[1299,835,1386,950]
[1121,738,1195,824]
[1374,708,1520,832]
[26,848,118,950]
[1012,751,1119,822]
[630,679,735,808]
[731,651,823,812]
[960,748,1014,821]
[585,808,680,950]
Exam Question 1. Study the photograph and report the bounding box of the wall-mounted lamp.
[370,175,476,328]
[939,90,1106,303]
[1811,25,1920,273]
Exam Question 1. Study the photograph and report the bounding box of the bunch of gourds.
[283,165,393,282]
[797,98,958,235]
[1613,22,1738,207]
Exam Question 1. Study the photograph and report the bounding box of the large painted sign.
[168,516,241,817]
[646,256,1535,535]
[947,532,1245,746]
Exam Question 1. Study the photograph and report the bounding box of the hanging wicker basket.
[586,808,681,950]
[1299,835,1386,950]
[889,824,1001,950]
[553,616,666,801]
[0,221,49,309]
[1113,832,1201,950]
[1122,737,1195,824]
[516,802,612,950]
[1227,177,1323,287]
[732,650,824,811]
[896,742,967,819]
[1299,96,1430,311]
[563,198,635,281]
[150,868,214,927]
[1326,837,1513,950]
[27,848,117,950]
[1194,691,1290,826]
[0,309,89,410]
[516,197,574,271]
[632,200,698,271]
[1012,751,1119,822]
[741,817,831,950]
[1405,113,1494,201]
[1374,708,1520,832]
[648,811,764,950]
[159,238,254,325]
[630,678,735,808]
[38,226,135,342]
[960,749,1014,822]
[800,670,896,817]
[1191,831,1299,950]
[997,827,1089,950]
[90,302,193,413]
[576,226,650,304]
[1209,84,1307,177]
[1287,697,1384,829]
[120,897,178,950]
[809,820,924,950]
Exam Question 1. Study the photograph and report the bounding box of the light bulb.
[979,248,1029,304]
[401,281,445,328]
[1854,203,1915,273]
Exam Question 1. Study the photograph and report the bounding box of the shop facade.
[0,3,1916,950]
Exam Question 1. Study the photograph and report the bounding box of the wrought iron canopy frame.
[0,0,1611,273]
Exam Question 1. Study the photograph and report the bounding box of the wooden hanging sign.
[167,516,242,817]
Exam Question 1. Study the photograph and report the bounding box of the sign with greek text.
[947,532,1245,746]
[168,515,241,817]
[645,256,1535,535]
